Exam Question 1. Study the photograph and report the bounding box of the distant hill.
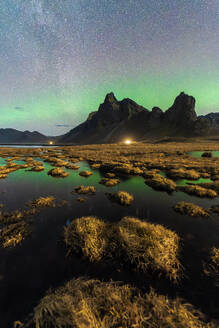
[60,91,218,144]
[0,128,50,144]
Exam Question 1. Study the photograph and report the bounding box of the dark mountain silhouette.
[0,93,218,144]
[60,91,218,144]
[0,128,50,144]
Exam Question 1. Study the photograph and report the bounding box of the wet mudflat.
[0,143,219,327]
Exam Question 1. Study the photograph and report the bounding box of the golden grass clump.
[29,166,45,172]
[32,277,214,328]
[28,196,56,208]
[173,202,209,217]
[99,178,120,186]
[90,163,101,169]
[145,174,176,192]
[107,190,134,205]
[47,167,69,178]
[115,217,181,281]
[64,216,181,281]
[167,168,200,180]
[0,221,30,248]
[203,247,219,286]
[64,217,107,262]
[79,170,93,177]
[105,172,116,178]
[65,163,80,169]
[74,185,96,194]
[178,185,217,198]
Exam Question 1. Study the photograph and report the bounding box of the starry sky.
[0,0,218,135]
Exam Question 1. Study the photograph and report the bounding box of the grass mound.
[99,178,120,186]
[64,217,107,262]
[202,152,212,158]
[33,277,213,328]
[28,196,56,208]
[173,202,209,217]
[107,191,134,205]
[0,221,30,248]
[29,165,44,172]
[209,205,219,214]
[178,185,217,198]
[64,217,181,280]
[74,185,96,194]
[47,167,69,178]
[79,170,93,177]
[167,168,200,180]
[115,217,181,280]
[204,247,219,286]
[145,174,176,192]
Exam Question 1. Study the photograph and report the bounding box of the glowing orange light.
[124,139,132,145]
[49,141,53,145]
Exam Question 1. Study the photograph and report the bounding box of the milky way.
[0,0,218,135]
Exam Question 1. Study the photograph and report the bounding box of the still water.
[0,157,219,326]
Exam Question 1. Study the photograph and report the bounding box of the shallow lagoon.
[0,154,219,327]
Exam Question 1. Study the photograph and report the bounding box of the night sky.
[0,0,218,135]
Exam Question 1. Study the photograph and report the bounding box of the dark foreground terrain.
[0,141,219,327]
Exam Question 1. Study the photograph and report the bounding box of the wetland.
[0,141,219,327]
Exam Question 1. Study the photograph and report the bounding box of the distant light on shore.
[124,139,132,145]
[49,141,53,145]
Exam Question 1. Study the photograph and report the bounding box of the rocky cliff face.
[60,92,217,144]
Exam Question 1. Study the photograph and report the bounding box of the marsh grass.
[178,185,217,198]
[167,168,200,180]
[0,221,30,248]
[64,216,181,281]
[28,196,56,208]
[47,168,69,178]
[106,190,134,205]
[99,178,120,186]
[64,216,106,261]
[145,174,176,192]
[203,247,219,286]
[29,166,45,172]
[32,277,214,328]
[79,170,93,177]
[173,202,209,217]
[74,185,96,194]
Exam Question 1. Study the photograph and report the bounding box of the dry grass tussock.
[64,216,181,281]
[167,168,200,180]
[145,174,176,192]
[27,196,56,208]
[203,247,219,286]
[0,221,30,248]
[74,185,96,194]
[99,177,120,186]
[107,190,134,205]
[47,167,69,178]
[32,277,215,328]
[29,166,45,172]
[178,185,217,198]
[64,216,106,261]
[173,202,209,217]
[79,170,93,177]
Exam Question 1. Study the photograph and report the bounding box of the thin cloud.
[14,106,24,110]
[56,124,72,127]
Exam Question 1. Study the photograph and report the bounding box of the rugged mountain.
[0,128,50,144]
[61,91,214,144]
[198,113,219,133]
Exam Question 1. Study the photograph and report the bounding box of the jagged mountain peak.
[104,92,118,104]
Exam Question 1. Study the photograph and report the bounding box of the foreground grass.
[0,221,30,248]
[204,247,219,286]
[64,216,181,281]
[31,277,215,328]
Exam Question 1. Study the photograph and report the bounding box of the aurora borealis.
[0,0,218,135]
